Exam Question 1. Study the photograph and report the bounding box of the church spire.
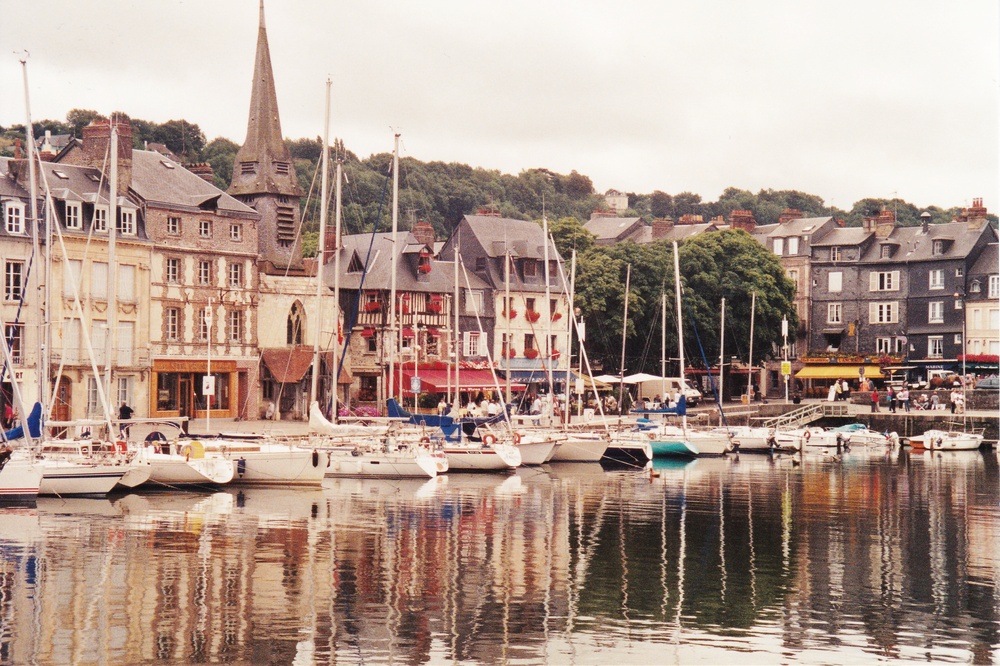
[229,0,303,270]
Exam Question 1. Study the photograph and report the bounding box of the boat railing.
[757,402,849,428]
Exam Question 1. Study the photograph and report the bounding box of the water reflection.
[0,449,998,664]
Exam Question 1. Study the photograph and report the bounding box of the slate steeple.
[229,0,304,270]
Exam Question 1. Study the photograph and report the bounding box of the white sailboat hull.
[37,460,127,496]
[0,458,42,502]
[515,439,557,465]
[142,447,236,486]
[924,429,984,451]
[323,447,441,478]
[201,439,328,486]
[443,443,521,471]
[549,434,608,462]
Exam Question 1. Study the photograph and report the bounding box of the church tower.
[229,0,304,270]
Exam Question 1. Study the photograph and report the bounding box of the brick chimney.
[958,197,989,230]
[677,213,703,225]
[81,118,132,197]
[874,208,895,238]
[778,208,803,225]
[729,209,757,233]
[651,217,674,239]
[590,208,617,220]
[412,219,436,247]
[185,162,215,184]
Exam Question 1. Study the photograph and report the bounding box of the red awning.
[262,348,314,384]
[398,367,525,395]
[360,328,376,338]
[402,328,415,338]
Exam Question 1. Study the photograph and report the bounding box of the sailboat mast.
[504,242,511,406]
[310,79,331,407]
[20,57,44,406]
[619,263,631,417]
[542,215,553,414]
[673,242,686,433]
[388,133,399,409]
[563,249,576,425]
[661,288,667,400]
[332,158,342,418]
[719,297,725,405]
[747,291,756,401]
[104,125,119,424]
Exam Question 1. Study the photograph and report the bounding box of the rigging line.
[325,159,394,417]
[685,296,728,430]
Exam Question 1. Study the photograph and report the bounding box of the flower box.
[503,309,518,319]
[427,302,443,314]
[551,312,562,321]
[550,350,561,360]
[524,348,539,359]
[504,348,517,358]
[418,263,432,274]
[363,302,381,313]
[525,310,541,323]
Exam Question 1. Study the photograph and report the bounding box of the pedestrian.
[1,402,12,430]
[835,380,843,401]
[949,389,960,414]
[842,379,851,401]
[899,387,910,413]
[118,401,134,439]
[887,386,896,413]
[870,388,880,413]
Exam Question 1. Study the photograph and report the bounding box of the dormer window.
[348,253,364,273]
[880,245,892,259]
[522,259,537,277]
[932,239,944,255]
[4,202,25,234]
[117,208,136,235]
[65,202,82,230]
[93,206,108,233]
[830,247,842,261]
[970,279,981,294]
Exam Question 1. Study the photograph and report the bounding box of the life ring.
[512,433,521,445]
[803,430,811,442]
[483,433,497,446]
[180,443,193,460]
[115,440,127,455]
[420,436,431,445]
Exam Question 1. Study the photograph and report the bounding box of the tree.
[66,109,102,136]
[546,216,595,257]
[202,137,240,190]
[650,190,673,218]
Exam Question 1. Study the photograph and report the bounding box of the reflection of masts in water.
[719,481,727,604]
[673,470,687,642]
[749,483,757,613]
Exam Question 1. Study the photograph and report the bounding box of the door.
[179,376,192,433]
[53,376,72,438]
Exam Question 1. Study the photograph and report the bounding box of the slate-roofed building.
[965,238,999,364]
[584,213,645,246]
[440,213,570,393]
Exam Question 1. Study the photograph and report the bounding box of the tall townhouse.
[965,242,999,363]
[334,225,493,411]
[440,213,570,398]
[54,119,263,422]
[0,160,38,413]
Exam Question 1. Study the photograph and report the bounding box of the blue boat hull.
[650,438,699,457]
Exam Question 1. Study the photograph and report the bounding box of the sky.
[1,0,997,212]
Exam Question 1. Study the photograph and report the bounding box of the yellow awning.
[795,364,882,379]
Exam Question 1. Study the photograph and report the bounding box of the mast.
[504,239,512,406]
[542,214,554,416]
[747,291,756,401]
[618,263,631,418]
[673,242,687,434]
[453,241,460,412]
[103,125,119,425]
[310,78,331,406]
[563,249,576,425]
[719,297,725,406]
[660,288,667,401]
[331,157,342,419]
[388,133,399,409]
[20,57,44,406]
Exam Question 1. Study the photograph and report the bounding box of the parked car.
[974,376,1000,390]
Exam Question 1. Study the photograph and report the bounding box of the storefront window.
[196,372,230,410]
[157,373,178,411]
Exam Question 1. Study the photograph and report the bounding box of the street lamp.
[954,289,966,389]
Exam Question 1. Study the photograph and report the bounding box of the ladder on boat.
[756,402,850,428]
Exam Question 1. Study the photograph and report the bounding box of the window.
[955,267,964,278]
[932,239,944,255]
[524,333,535,353]
[880,245,892,259]
[827,303,842,324]
[230,224,242,241]
[118,208,136,235]
[870,271,899,291]
[989,275,999,299]
[367,334,377,353]
[198,260,212,286]
[464,331,480,357]
[928,336,943,358]
[4,324,23,365]
[464,289,483,315]
[93,206,108,232]
[62,318,81,364]
[773,238,784,255]
[830,247,841,261]
[166,258,180,284]
[876,337,893,354]
[116,376,132,411]
[228,262,244,288]
[4,261,24,301]
[928,301,943,324]
[475,256,487,272]
[549,260,558,278]
[526,297,536,312]
[87,377,100,416]
[522,259,537,277]
[869,302,898,324]
[787,237,799,255]
[992,308,1000,330]
[828,271,842,293]
[64,260,82,297]
[91,320,106,365]
[65,202,81,229]
[91,262,108,299]
[5,202,24,234]
[199,220,212,238]
[118,265,136,302]
[287,302,304,345]
[954,334,963,345]
[165,308,179,341]
[227,310,243,343]
[955,297,963,310]
[928,269,944,290]
[197,309,209,342]
[117,321,134,366]
[788,269,799,287]
[167,216,181,234]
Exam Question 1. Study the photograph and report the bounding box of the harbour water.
[1,447,999,665]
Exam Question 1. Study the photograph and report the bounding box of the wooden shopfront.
[151,359,239,420]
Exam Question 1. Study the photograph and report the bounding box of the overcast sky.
[2,1,997,211]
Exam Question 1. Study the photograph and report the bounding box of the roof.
[810,226,873,247]
[583,216,644,243]
[459,215,562,260]
[131,150,258,215]
[262,347,315,384]
[969,241,998,276]
[861,221,993,263]
[0,159,31,199]
[333,231,490,293]
[768,216,833,238]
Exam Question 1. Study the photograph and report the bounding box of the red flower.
[505,348,517,358]
[524,348,539,359]
[551,312,562,321]
[364,301,381,312]
[525,310,541,323]
[503,309,518,319]
[419,263,432,274]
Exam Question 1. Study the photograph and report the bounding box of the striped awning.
[794,364,882,379]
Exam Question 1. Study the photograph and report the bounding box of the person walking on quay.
[118,401,134,439]
[899,387,910,413]
[834,380,843,401]
[842,379,851,401]
[870,388,880,413]
[887,385,896,413]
